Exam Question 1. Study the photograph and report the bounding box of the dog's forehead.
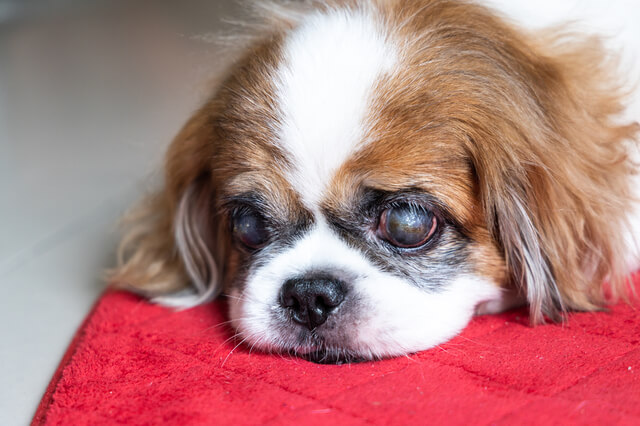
[272,7,397,211]
[216,3,476,222]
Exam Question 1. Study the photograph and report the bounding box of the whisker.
[221,335,251,367]
[213,332,243,354]
[224,293,269,306]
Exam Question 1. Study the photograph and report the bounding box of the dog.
[111,0,640,363]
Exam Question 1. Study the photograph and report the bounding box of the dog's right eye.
[232,210,269,250]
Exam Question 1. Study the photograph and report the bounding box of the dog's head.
[112,0,638,363]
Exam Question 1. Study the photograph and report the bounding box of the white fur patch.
[353,273,501,358]
[229,221,362,349]
[229,221,501,359]
[274,8,397,209]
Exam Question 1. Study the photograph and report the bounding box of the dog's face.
[212,5,510,362]
[113,0,638,363]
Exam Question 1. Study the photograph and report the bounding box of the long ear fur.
[471,30,639,324]
[109,106,222,306]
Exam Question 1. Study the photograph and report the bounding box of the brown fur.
[109,0,638,324]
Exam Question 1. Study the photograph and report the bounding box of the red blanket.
[34,280,640,425]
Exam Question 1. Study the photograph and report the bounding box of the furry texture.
[109,0,639,361]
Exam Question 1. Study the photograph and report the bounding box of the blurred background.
[1,0,638,423]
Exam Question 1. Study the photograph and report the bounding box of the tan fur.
[363,0,639,322]
[109,0,638,324]
[109,106,217,295]
[110,32,293,299]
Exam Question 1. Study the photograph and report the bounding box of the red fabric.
[35,279,640,425]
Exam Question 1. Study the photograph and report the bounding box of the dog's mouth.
[298,348,367,365]
[292,342,368,364]
[287,330,368,364]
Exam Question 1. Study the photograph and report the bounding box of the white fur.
[274,8,397,209]
[354,274,500,357]
[229,221,363,349]
[230,221,501,359]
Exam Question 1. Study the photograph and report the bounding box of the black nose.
[279,277,347,330]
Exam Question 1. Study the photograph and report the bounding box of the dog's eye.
[232,210,269,250]
[378,204,437,248]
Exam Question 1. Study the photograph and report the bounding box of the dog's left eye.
[232,210,269,250]
[378,204,437,248]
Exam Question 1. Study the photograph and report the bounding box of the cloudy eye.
[232,210,269,250]
[378,204,437,248]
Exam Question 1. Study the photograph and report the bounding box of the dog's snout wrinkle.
[280,277,346,330]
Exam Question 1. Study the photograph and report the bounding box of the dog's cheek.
[227,283,281,350]
[220,246,244,295]
[227,250,294,350]
[466,228,526,314]
[468,227,509,289]
[349,272,502,358]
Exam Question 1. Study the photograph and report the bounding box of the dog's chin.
[284,334,369,365]
[299,349,367,365]
[292,344,369,365]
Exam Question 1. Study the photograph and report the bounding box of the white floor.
[0,1,638,424]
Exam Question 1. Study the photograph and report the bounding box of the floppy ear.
[469,31,638,324]
[109,105,224,306]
